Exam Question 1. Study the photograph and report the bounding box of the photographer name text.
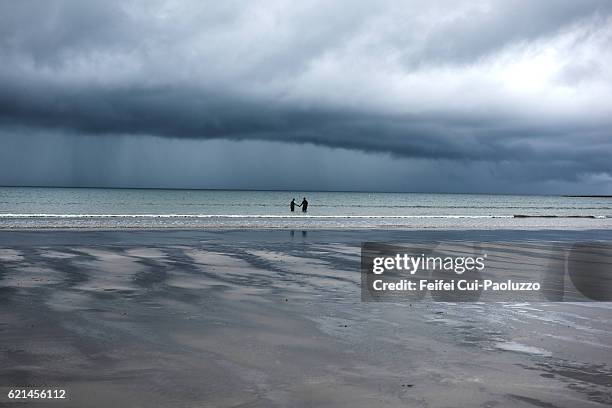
[372,279,541,292]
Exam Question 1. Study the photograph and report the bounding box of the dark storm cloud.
[0,0,611,191]
[1,81,609,170]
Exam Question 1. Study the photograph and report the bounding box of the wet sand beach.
[1,230,612,407]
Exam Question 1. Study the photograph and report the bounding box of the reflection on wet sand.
[0,231,611,407]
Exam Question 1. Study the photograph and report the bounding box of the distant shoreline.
[563,195,612,198]
[0,185,586,196]
[2,185,610,197]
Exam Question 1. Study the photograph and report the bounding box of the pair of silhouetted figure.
[290,197,308,213]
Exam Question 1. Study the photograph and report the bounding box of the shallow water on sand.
[1,229,611,407]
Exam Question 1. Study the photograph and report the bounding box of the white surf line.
[0,213,514,219]
[1,214,608,219]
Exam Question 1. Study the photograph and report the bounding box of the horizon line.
[0,184,603,197]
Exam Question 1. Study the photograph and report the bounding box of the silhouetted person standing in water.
[300,197,308,212]
[290,198,297,212]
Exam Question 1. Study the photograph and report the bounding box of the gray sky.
[1,0,611,193]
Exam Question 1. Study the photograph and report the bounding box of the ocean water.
[0,187,611,229]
